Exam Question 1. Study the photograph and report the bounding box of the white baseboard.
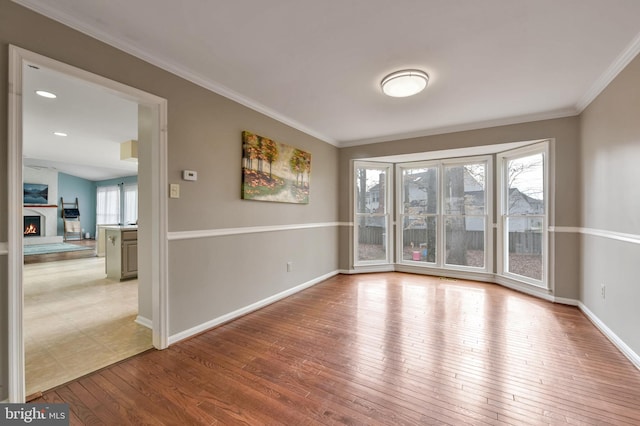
[578,302,640,370]
[168,270,340,344]
[166,266,640,373]
[135,315,152,329]
[395,264,496,283]
[494,275,554,302]
[349,264,396,274]
[553,296,579,306]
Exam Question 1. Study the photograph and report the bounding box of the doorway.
[8,45,169,403]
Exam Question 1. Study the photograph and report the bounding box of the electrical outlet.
[287,261,293,272]
[601,284,606,299]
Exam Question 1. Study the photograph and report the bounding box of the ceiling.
[23,63,138,181]
[16,0,640,157]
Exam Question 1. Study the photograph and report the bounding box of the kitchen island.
[104,226,138,280]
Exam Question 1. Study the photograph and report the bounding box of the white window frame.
[353,161,393,267]
[396,156,492,273]
[497,141,550,289]
[396,160,440,266]
[123,183,138,225]
[441,156,492,272]
[96,185,121,225]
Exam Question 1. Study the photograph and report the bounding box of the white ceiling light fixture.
[35,90,57,99]
[53,132,67,137]
[381,69,429,98]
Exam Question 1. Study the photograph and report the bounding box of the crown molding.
[13,0,338,147]
[339,107,578,148]
[14,0,639,150]
[576,30,640,112]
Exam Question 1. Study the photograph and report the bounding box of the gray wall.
[2,0,638,402]
[0,0,338,400]
[338,117,582,300]
[580,53,640,356]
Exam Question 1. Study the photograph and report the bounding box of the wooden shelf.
[24,204,58,208]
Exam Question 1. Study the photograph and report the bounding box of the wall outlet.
[601,284,606,299]
[287,261,293,272]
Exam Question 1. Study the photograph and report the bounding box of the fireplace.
[24,216,42,237]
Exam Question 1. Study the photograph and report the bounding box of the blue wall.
[57,173,96,238]
[57,174,138,238]
[95,175,138,188]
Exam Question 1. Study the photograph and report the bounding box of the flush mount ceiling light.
[381,69,429,98]
[35,90,57,99]
[53,131,67,137]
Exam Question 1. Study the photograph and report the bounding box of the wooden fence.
[359,226,541,254]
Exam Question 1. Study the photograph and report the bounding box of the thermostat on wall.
[182,170,197,181]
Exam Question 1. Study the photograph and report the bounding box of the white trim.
[353,161,394,267]
[497,141,551,290]
[494,275,554,302]
[167,222,347,241]
[135,315,153,329]
[341,108,578,147]
[576,31,640,113]
[551,226,640,245]
[168,270,340,344]
[578,302,640,370]
[553,296,579,306]
[8,44,25,404]
[395,264,495,283]
[351,264,396,274]
[7,45,169,402]
[543,296,640,370]
[0,242,8,255]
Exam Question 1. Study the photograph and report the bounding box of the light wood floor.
[33,272,640,425]
[24,256,152,397]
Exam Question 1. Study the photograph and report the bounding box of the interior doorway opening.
[8,45,169,403]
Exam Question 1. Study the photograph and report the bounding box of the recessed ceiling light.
[35,90,57,99]
[381,69,429,98]
[53,132,68,137]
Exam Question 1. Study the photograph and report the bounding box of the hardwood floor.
[33,272,640,425]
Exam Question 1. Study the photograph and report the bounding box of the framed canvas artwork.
[242,131,310,204]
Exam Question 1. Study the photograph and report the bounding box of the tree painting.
[242,131,310,204]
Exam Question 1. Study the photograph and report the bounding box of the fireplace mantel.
[23,205,64,245]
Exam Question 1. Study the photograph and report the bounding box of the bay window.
[354,162,392,266]
[397,158,489,271]
[498,143,548,287]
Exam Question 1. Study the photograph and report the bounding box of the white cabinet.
[105,227,138,280]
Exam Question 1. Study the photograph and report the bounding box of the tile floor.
[23,257,152,396]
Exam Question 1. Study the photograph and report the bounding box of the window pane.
[506,217,542,280]
[356,168,387,214]
[444,163,486,215]
[402,167,437,215]
[96,186,120,225]
[401,216,436,262]
[357,215,387,262]
[507,153,544,215]
[123,184,138,225]
[445,216,485,268]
